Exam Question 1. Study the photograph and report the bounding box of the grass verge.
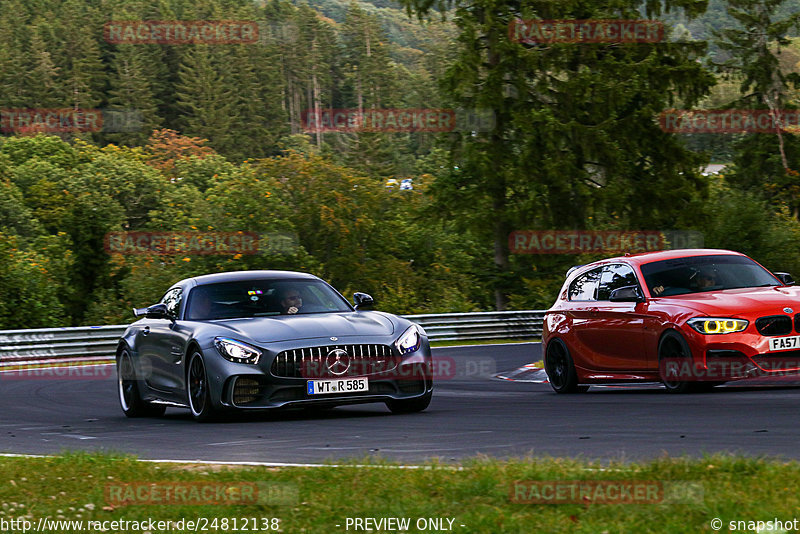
[0,452,795,533]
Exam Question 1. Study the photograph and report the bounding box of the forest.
[1,0,800,327]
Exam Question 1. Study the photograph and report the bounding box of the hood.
[658,286,800,317]
[209,311,397,343]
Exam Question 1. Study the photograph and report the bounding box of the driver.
[280,288,303,314]
[691,268,717,290]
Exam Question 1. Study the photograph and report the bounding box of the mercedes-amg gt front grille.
[271,344,397,378]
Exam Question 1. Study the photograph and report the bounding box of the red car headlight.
[687,317,748,335]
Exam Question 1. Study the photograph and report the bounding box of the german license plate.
[769,335,800,352]
[307,378,369,395]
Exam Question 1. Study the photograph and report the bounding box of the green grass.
[430,338,539,347]
[1,452,798,532]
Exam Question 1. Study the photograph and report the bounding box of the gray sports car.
[116,270,433,421]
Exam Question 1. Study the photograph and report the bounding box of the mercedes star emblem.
[325,349,350,376]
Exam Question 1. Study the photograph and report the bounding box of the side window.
[160,288,183,317]
[597,264,638,301]
[568,268,602,301]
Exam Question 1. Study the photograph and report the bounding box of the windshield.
[185,279,352,320]
[640,254,780,297]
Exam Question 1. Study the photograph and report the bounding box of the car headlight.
[687,317,748,335]
[214,337,262,364]
[395,324,425,355]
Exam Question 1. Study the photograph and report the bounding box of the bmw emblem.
[785,307,794,314]
[330,337,338,341]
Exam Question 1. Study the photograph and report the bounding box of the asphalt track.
[2,342,800,463]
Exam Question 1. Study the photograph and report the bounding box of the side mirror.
[133,303,174,320]
[353,292,375,310]
[775,272,795,286]
[609,286,645,303]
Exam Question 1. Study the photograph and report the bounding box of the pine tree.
[175,45,236,154]
[0,0,32,108]
[107,45,162,145]
[396,0,715,309]
[714,0,800,215]
[54,0,106,110]
[25,22,62,109]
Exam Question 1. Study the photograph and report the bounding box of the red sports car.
[542,249,800,393]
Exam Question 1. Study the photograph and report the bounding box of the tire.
[386,390,432,414]
[545,339,589,394]
[187,351,218,422]
[658,331,703,393]
[117,349,166,418]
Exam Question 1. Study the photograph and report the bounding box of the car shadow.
[160,404,397,423]
[585,383,800,394]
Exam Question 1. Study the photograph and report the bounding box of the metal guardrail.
[0,325,126,366]
[0,311,545,367]
[404,310,545,342]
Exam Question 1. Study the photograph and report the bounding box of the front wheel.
[658,331,704,394]
[544,339,589,394]
[187,351,218,422]
[117,349,165,418]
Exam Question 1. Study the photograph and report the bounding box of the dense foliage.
[1,0,800,328]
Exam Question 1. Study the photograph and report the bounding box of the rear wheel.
[545,339,589,394]
[117,349,165,418]
[188,351,217,422]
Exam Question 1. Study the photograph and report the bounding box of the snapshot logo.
[509,19,664,44]
[105,482,298,506]
[301,108,495,133]
[508,230,703,255]
[659,109,800,134]
[1,108,142,134]
[104,20,259,45]
[509,480,702,504]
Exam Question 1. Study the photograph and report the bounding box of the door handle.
[142,326,150,336]
[587,307,599,316]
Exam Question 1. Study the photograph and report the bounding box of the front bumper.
[678,326,800,381]
[200,336,433,410]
